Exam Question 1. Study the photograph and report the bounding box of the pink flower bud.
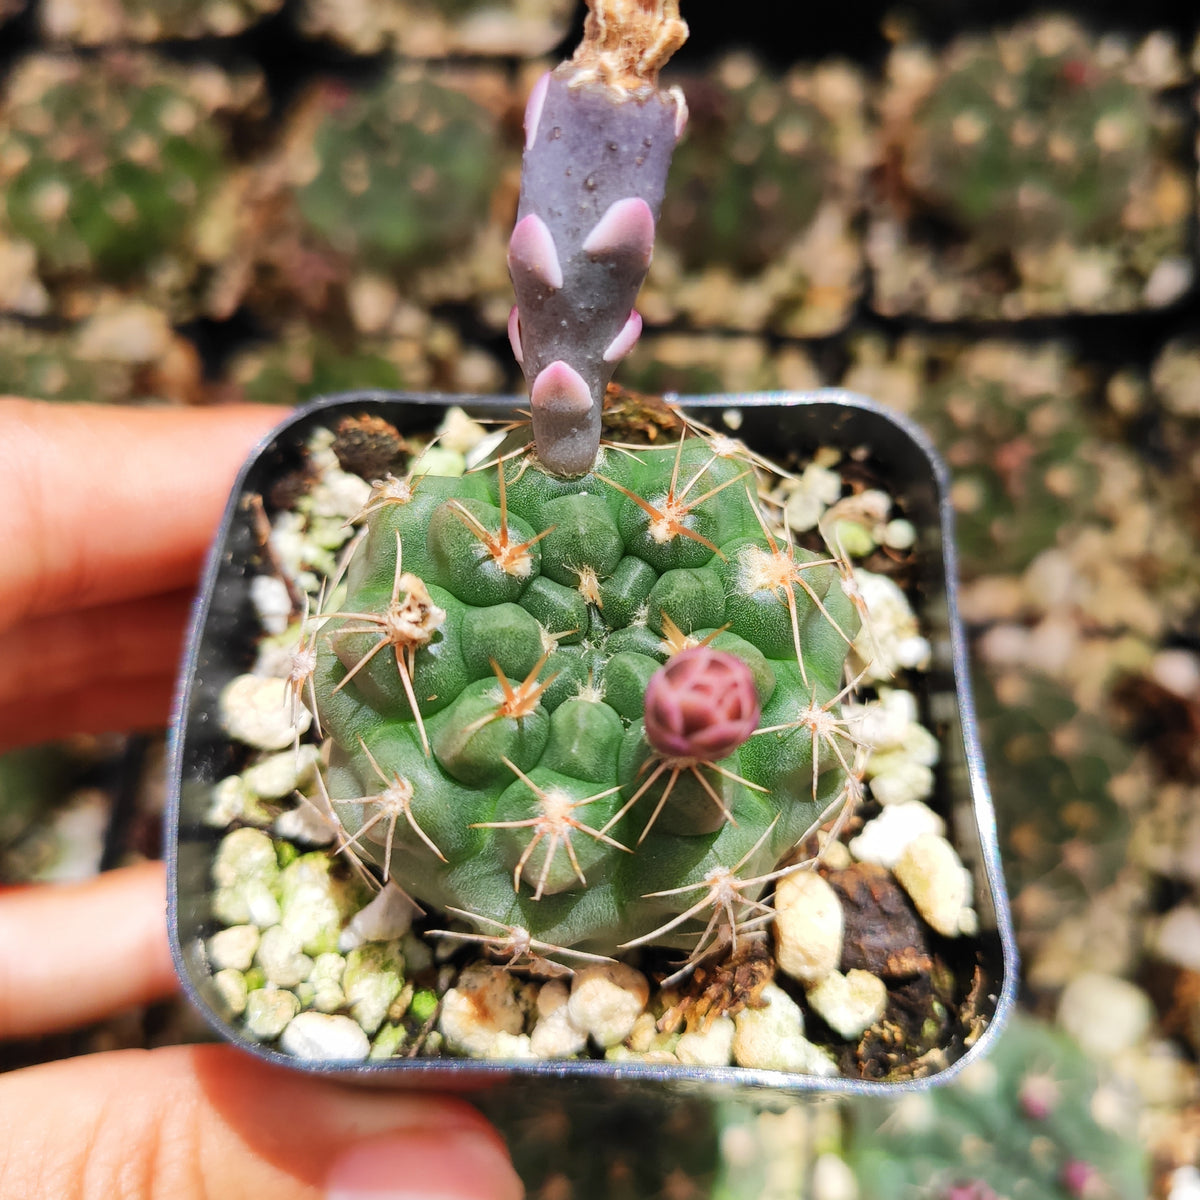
[643,647,760,760]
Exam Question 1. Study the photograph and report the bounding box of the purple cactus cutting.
[643,646,761,761]
[508,0,689,476]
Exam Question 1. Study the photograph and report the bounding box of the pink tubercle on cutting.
[507,305,523,365]
[581,197,655,266]
[602,310,642,363]
[530,361,592,414]
[508,214,563,291]
[524,71,550,151]
[670,86,689,142]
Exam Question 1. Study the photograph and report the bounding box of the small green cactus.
[38,0,283,42]
[643,54,867,337]
[0,53,239,293]
[294,69,508,278]
[847,1013,1149,1199]
[845,337,1098,575]
[903,20,1154,248]
[311,428,861,961]
[297,0,573,58]
[226,323,503,407]
[658,56,832,275]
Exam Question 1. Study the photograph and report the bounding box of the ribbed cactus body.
[313,433,860,956]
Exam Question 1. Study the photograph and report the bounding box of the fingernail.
[325,1128,523,1200]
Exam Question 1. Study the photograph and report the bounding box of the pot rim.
[167,387,1018,1098]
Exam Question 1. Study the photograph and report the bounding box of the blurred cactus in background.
[643,53,869,337]
[0,53,262,319]
[297,0,574,58]
[872,15,1193,319]
[847,1013,1148,1199]
[38,0,284,43]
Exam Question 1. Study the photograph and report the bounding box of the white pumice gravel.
[805,969,889,1041]
[244,987,301,1040]
[892,833,969,938]
[676,1016,736,1067]
[732,984,839,1076]
[1152,905,1200,971]
[783,462,844,532]
[343,942,404,1036]
[566,963,651,1048]
[207,924,261,972]
[280,1011,372,1061]
[212,968,248,1018]
[278,853,354,955]
[249,573,293,636]
[211,828,282,928]
[439,963,530,1057]
[529,980,589,1059]
[205,775,258,828]
[339,881,420,951]
[273,800,337,846]
[219,674,311,750]
[773,869,844,984]
[307,952,347,1013]
[255,924,314,988]
[243,745,320,802]
[1057,972,1153,1059]
[850,570,932,680]
[849,801,946,868]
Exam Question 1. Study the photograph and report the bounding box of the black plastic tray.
[167,388,1017,1100]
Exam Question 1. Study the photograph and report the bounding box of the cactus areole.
[310,1,865,972]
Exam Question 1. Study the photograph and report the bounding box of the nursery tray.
[167,389,1017,1100]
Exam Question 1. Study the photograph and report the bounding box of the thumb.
[0,1044,524,1200]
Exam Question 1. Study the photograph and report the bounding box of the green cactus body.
[38,0,283,42]
[643,55,867,337]
[296,0,573,58]
[658,57,831,276]
[313,431,860,959]
[905,23,1154,248]
[847,1014,1148,1199]
[295,70,507,276]
[0,54,229,285]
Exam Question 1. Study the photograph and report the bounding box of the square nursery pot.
[167,389,1017,1101]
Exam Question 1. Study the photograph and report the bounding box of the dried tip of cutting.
[569,0,688,91]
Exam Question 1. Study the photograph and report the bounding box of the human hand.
[0,398,524,1200]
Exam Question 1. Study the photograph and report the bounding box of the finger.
[0,673,175,752]
[0,1044,524,1200]
[0,398,284,631]
[0,587,190,706]
[0,862,177,1039]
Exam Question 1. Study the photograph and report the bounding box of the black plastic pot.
[167,388,1017,1099]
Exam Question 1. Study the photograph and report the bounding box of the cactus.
[873,17,1192,319]
[844,337,1098,576]
[312,424,862,962]
[901,19,1154,249]
[657,55,832,276]
[37,0,283,42]
[847,1013,1149,1199]
[294,1,870,973]
[640,54,866,338]
[226,323,503,407]
[0,53,244,301]
[506,0,688,475]
[294,69,509,281]
[297,0,574,58]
